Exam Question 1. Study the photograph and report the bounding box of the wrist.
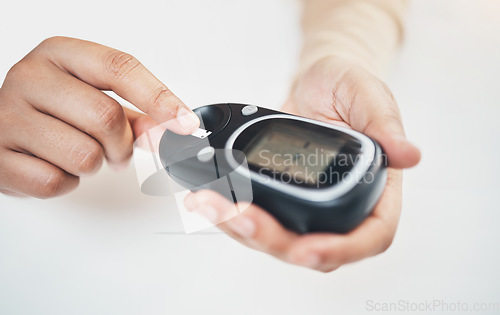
[297,54,378,81]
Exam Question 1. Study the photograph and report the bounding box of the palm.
[281,68,349,129]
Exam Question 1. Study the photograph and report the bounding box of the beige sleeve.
[298,0,408,77]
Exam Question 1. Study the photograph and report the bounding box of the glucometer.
[159,103,387,234]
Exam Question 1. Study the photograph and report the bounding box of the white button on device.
[241,105,258,116]
[197,146,215,162]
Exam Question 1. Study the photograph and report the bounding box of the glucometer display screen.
[245,124,342,184]
[235,119,362,188]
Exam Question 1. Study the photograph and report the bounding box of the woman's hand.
[183,58,421,272]
[0,36,200,198]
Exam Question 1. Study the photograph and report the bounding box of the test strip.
[191,128,212,139]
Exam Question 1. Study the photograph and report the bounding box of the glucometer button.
[241,105,258,116]
[196,146,215,162]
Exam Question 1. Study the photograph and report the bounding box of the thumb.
[338,71,421,168]
[361,111,421,169]
[123,107,159,139]
[123,107,167,153]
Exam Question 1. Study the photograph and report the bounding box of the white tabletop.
[1,1,499,314]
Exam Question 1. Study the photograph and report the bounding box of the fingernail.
[176,107,199,132]
[109,159,130,172]
[227,216,255,239]
[299,253,321,269]
[194,205,218,222]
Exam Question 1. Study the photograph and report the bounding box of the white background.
[1,0,499,314]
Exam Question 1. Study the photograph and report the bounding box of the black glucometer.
[159,103,387,234]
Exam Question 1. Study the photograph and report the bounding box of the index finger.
[36,36,199,134]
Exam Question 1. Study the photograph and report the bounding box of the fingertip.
[288,246,322,269]
[186,190,244,225]
[385,136,421,168]
[183,191,197,210]
[374,131,421,169]
[225,214,256,239]
[108,158,130,172]
[403,141,422,167]
[159,109,200,136]
[175,107,200,134]
[130,115,158,139]
[184,189,233,211]
[362,119,421,169]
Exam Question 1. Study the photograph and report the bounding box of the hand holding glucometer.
[174,59,421,272]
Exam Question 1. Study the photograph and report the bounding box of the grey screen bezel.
[224,114,376,202]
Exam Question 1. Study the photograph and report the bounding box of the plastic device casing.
[159,103,387,234]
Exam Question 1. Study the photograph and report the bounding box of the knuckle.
[5,61,33,83]
[104,50,141,79]
[39,36,64,48]
[76,142,104,174]
[35,36,67,55]
[38,171,66,199]
[96,98,125,135]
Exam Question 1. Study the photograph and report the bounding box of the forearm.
[299,0,408,77]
